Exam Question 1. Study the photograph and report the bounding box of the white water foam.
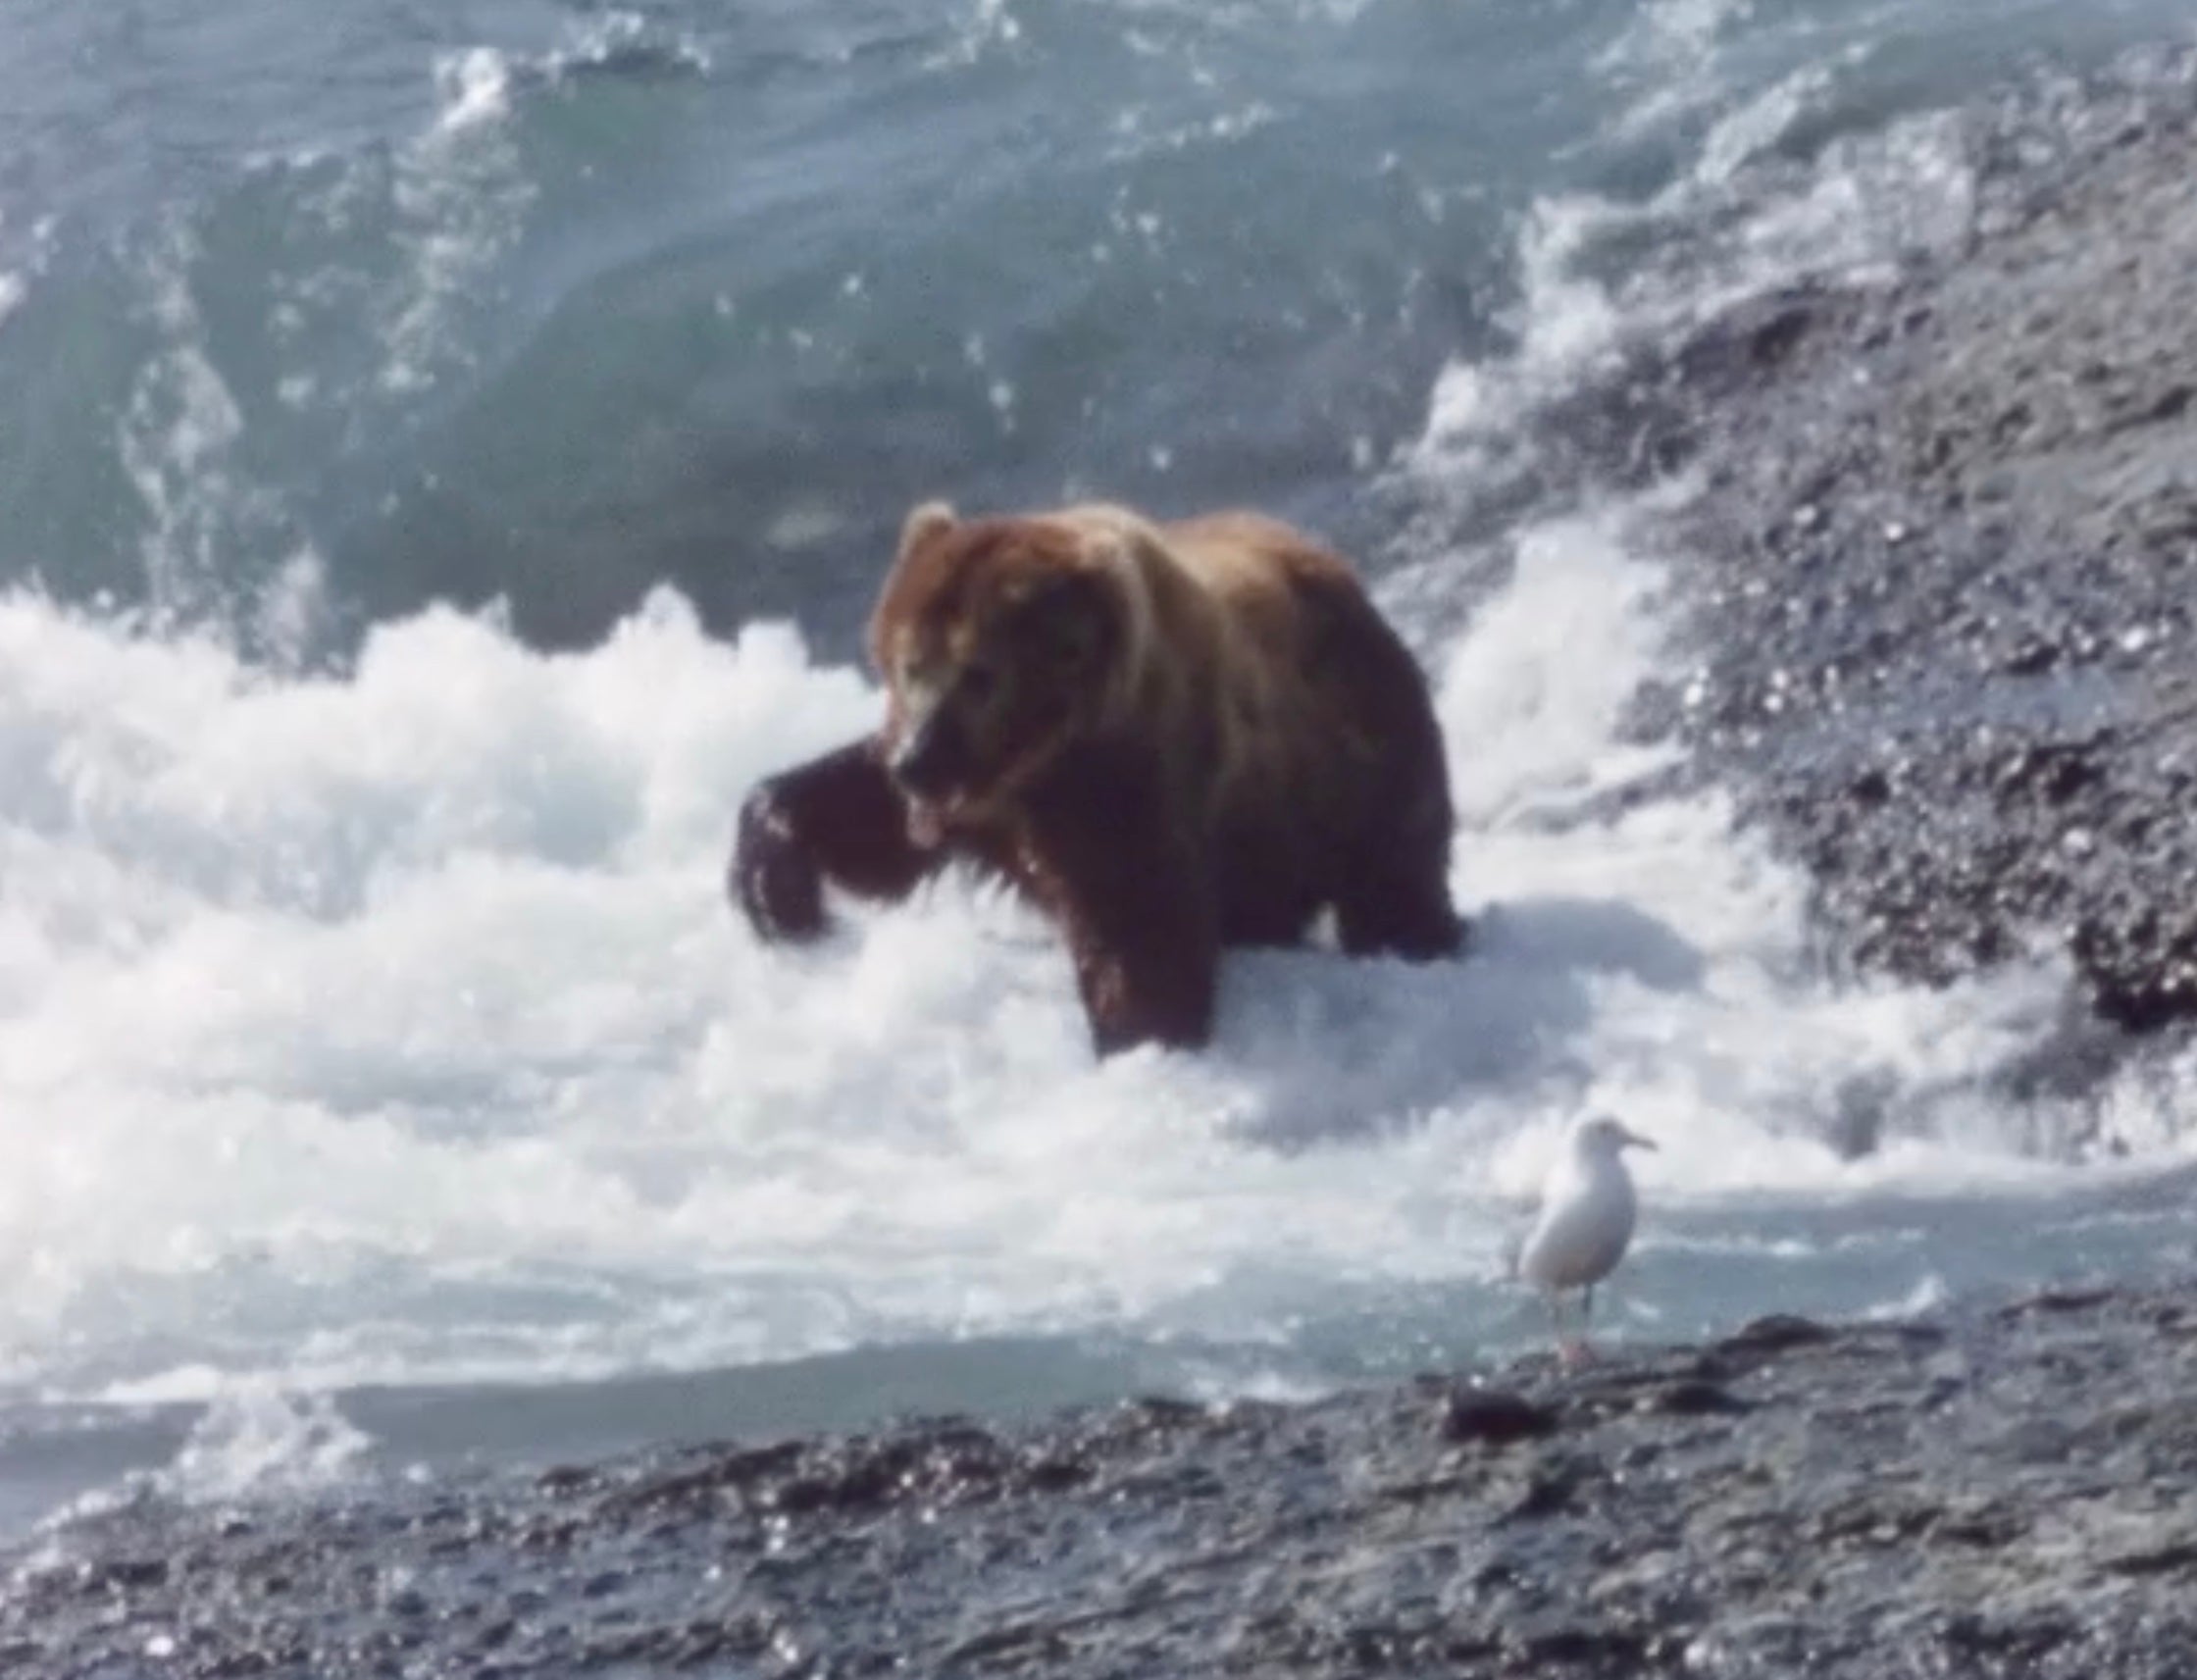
[544,10,715,81]
[385,48,533,395]
[1413,99,1975,511]
[0,463,2167,1411]
[157,1387,371,1504]
[0,210,51,335]
[1596,0,1761,136]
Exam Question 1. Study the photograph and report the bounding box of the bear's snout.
[888,704,967,802]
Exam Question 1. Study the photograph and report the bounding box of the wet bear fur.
[732,500,1465,1054]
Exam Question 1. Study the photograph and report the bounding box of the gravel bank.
[8,1280,2197,1678]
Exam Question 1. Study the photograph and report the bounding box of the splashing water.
[0,491,2174,1439]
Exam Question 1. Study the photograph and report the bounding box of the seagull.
[1516,1114,1656,1365]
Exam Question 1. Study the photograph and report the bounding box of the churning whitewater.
[0,508,2157,1418]
[3,0,2197,1527]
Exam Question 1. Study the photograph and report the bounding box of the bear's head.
[867,502,1133,845]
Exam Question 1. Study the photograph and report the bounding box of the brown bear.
[731,500,1466,1054]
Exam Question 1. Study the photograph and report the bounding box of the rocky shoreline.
[6,1279,2196,1677]
[1606,47,2197,1040]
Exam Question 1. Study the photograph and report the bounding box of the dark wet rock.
[2099,1539,2197,1578]
[1645,1379,1751,1417]
[1493,1455,1599,1523]
[10,1281,2197,1678]
[1716,1313,1835,1356]
[1583,48,2197,1045]
[1441,1387,1560,1447]
[2001,1285,2120,1317]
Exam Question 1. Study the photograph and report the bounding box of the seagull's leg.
[1550,1288,1587,1370]
[1562,1284,1599,1369]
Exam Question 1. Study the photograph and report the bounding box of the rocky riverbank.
[7,1278,2197,1678]
[1602,48,2197,1039]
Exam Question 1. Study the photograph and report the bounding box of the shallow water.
[3,0,2196,1535]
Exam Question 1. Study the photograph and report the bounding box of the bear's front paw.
[731,786,827,942]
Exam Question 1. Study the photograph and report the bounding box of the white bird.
[1516,1114,1656,1365]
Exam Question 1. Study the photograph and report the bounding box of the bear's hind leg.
[1333,785,1467,961]
[1334,868,1466,961]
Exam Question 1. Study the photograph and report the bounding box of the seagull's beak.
[1621,1127,1658,1152]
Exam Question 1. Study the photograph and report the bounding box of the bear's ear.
[1068,522,1131,574]
[1066,515,1170,585]
[897,501,957,563]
